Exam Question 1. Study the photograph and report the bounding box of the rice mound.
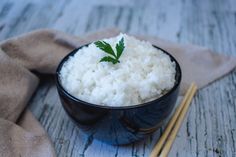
[60,34,176,106]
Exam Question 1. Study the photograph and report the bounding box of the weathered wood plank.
[168,0,236,156]
[0,0,68,40]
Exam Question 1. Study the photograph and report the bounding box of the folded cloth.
[0,28,235,157]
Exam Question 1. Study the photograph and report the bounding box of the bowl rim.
[56,44,182,110]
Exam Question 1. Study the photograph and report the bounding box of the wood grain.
[0,0,235,156]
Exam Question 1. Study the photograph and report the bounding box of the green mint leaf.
[94,41,116,57]
[115,37,125,59]
[95,37,125,65]
[99,56,118,64]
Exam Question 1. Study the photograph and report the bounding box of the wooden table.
[0,0,235,156]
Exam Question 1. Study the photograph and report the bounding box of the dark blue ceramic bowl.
[56,45,181,145]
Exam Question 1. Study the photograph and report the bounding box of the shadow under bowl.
[56,44,182,145]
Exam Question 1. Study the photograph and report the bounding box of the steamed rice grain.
[60,34,176,106]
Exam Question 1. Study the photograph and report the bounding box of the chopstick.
[150,83,197,157]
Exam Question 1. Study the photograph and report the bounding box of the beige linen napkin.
[0,28,235,157]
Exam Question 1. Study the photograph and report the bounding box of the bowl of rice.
[56,34,181,145]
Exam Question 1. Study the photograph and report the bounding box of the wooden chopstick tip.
[149,82,198,157]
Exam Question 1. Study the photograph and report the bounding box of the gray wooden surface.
[0,0,236,156]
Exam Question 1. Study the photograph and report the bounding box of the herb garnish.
[94,37,125,64]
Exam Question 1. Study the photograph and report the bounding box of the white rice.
[60,34,176,106]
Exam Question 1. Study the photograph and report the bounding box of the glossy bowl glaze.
[56,45,182,145]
